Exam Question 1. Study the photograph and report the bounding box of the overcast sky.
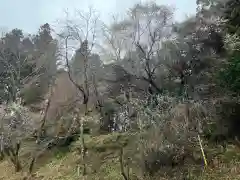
[0,0,196,34]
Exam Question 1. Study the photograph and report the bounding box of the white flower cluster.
[0,103,35,148]
[224,34,240,52]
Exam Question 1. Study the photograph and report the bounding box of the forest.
[0,0,240,179]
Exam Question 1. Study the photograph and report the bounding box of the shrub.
[20,84,45,105]
[125,96,210,177]
[0,102,35,172]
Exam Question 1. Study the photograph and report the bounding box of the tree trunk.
[80,116,86,176]
[119,148,128,180]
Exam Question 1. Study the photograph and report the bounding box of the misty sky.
[0,0,196,34]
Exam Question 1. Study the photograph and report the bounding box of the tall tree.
[0,29,36,103]
[21,23,58,105]
[103,2,174,94]
[58,7,100,176]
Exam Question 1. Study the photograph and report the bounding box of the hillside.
[1,0,240,179]
[0,132,240,180]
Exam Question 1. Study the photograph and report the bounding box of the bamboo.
[198,134,208,167]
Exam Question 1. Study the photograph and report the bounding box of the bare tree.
[102,2,174,94]
[36,84,55,144]
[0,47,30,103]
[101,16,127,63]
[57,7,100,176]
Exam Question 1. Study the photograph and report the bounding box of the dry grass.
[0,133,240,180]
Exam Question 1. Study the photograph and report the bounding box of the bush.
[0,102,36,145]
[137,128,186,176]
[0,102,36,172]
[219,52,240,93]
[219,33,240,93]
[20,84,46,105]
[99,99,120,132]
[124,96,211,177]
[212,98,240,140]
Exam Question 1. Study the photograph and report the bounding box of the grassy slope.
[0,133,240,180]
